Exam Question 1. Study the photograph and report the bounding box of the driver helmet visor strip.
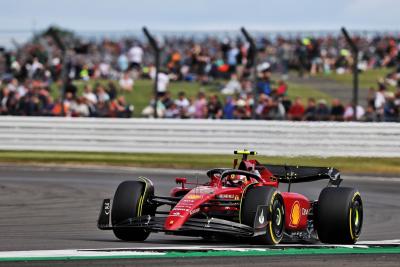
[229,174,247,183]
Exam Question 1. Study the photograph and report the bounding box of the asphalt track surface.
[0,164,399,266]
[1,254,399,267]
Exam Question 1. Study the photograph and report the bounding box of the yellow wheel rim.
[355,208,359,226]
[276,208,282,226]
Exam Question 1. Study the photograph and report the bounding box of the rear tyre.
[241,186,284,245]
[111,180,155,241]
[316,187,363,244]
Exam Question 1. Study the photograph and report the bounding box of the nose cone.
[164,189,209,231]
[164,211,190,231]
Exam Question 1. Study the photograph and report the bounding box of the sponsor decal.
[258,209,265,224]
[104,202,110,215]
[216,194,239,200]
[194,187,214,194]
[170,214,184,218]
[189,208,200,215]
[175,205,192,209]
[186,194,202,200]
[172,208,190,212]
[302,208,309,216]
[289,201,301,227]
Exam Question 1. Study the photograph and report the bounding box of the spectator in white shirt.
[374,87,386,120]
[157,72,169,95]
[83,85,97,104]
[343,103,365,121]
[375,87,386,110]
[175,91,190,109]
[128,45,143,70]
[175,91,190,117]
[221,74,242,95]
[119,72,134,92]
[150,69,170,96]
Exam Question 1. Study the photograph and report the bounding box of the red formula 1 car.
[98,150,363,244]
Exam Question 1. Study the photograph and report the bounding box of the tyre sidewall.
[241,186,284,244]
[111,180,154,241]
[316,187,362,244]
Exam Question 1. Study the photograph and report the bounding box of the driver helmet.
[247,167,261,179]
[228,174,247,185]
[252,169,261,178]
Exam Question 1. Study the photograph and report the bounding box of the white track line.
[0,250,164,259]
[0,240,399,259]
[358,239,400,245]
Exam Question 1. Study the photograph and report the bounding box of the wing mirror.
[175,177,187,188]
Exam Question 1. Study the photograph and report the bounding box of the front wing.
[98,199,269,238]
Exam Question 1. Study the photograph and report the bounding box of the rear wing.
[262,164,342,186]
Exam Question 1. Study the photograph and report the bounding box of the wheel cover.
[349,193,363,241]
[271,199,284,240]
[276,208,282,226]
[351,199,363,236]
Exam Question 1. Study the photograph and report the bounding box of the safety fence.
[0,117,398,157]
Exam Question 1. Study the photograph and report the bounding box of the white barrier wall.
[0,116,398,157]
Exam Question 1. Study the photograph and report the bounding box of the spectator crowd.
[141,87,400,122]
[0,27,399,121]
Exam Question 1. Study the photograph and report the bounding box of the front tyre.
[241,186,284,245]
[316,187,363,244]
[111,180,155,241]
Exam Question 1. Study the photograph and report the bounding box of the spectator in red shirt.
[288,97,305,120]
[276,80,288,96]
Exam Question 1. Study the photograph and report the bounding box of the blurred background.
[0,0,399,122]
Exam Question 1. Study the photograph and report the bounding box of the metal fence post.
[341,27,359,121]
[142,27,161,118]
[240,27,258,119]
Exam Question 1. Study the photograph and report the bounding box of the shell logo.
[186,194,201,200]
[290,201,301,227]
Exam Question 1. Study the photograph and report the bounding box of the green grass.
[320,68,396,91]
[286,81,333,102]
[51,79,330,117]
[1,151,399,175]
[2,246,400,262]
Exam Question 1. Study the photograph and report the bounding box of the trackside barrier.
[0,117,398,157]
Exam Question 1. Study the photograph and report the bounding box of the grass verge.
[0,151,399,175]
[286,81,333,102]
[319,68,396,91]
[1,246,400,262]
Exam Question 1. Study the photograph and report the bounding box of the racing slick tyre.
[241,186,284,245]
[111,180,155,241]
[316,187,363,244]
